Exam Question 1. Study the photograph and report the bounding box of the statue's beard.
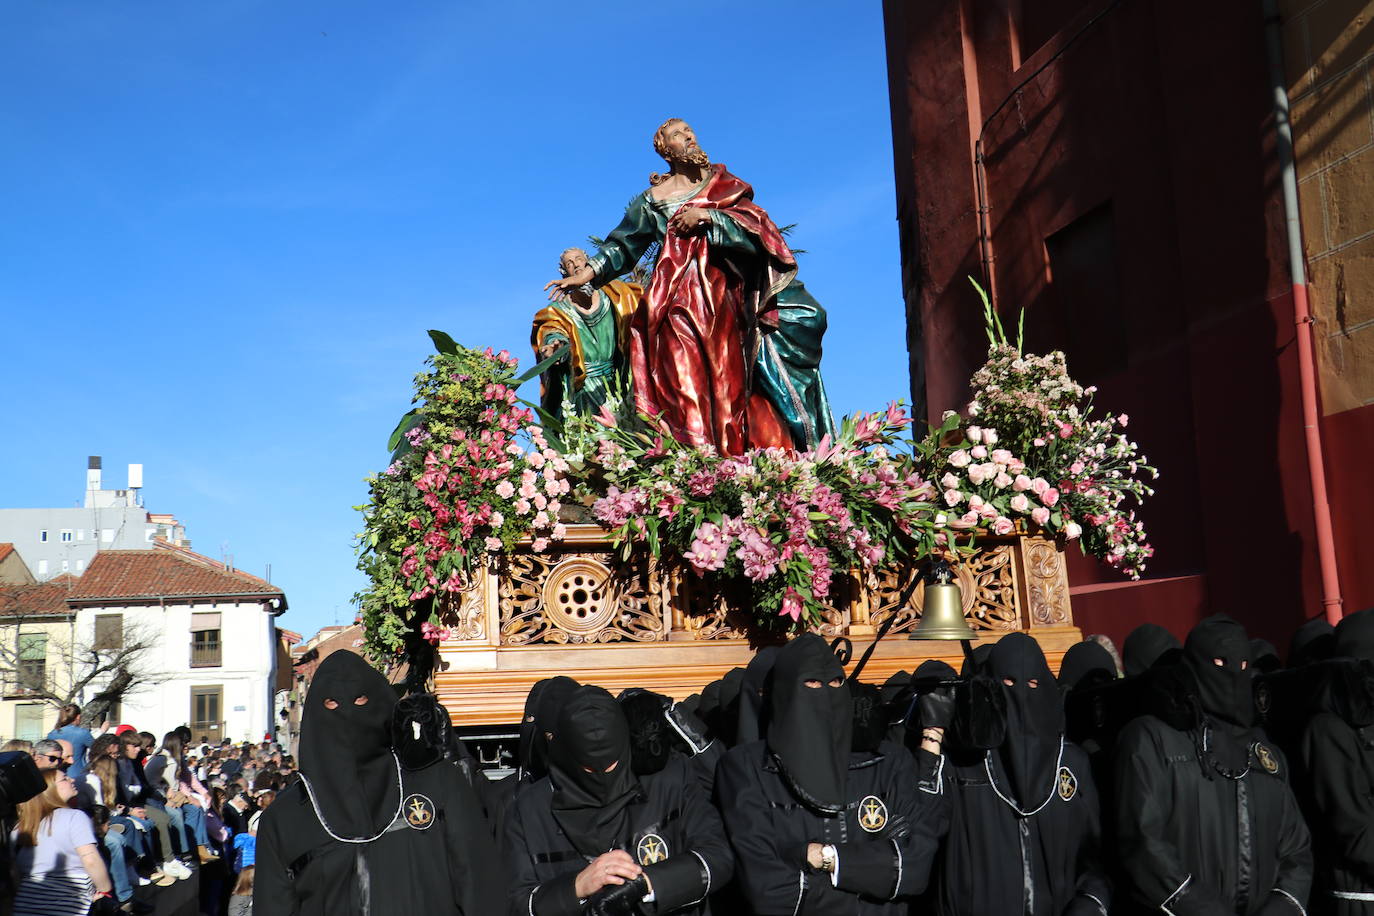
[669,145,710,169]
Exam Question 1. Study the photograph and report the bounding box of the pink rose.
[1042,488,1060,507]
[934,513,949,527]
[1010,494,1030,513]
[941,472,960,490]
[1064,521,1083,539]
[970,445,989,460]
[978,502,998,519]
[1030,507,1051,526]
[992,516,1015,535]
[966,425,983,443]
[1069,461,1085,476]
[993,471,1013,489]
[949,450,971,468]
[967,464,987,486]
[1031,477,1050,496]
[948,511,979,530]
[944,488,963,507]
[1033,438,1047,447]
[991,449,1013,465]
[982,428,999,446]
[968,494,985,510]
[1013,474,1032,492]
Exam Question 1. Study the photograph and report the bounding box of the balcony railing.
[190,640,222,668]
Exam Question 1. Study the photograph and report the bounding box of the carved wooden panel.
[439,587,486,641]
[1023,536,1072,626]
[499,551,666,645]
[867,543,1022,634]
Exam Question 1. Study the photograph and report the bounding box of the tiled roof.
[0,544,14,563]
[0,574,80,619]
[67,549,285,604]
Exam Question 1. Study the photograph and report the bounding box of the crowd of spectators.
[0,705,295,916]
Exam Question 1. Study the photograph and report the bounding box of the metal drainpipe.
[1262,0,1344,624]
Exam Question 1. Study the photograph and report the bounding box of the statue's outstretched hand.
[668,206,711,235]
[544,266,595,300]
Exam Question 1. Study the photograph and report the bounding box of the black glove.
[917,687,956,731]
[585,875,649,916]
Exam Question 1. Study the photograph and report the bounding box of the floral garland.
[355,338,568,657]
[557,400,946,629]
[356,301,1158,659]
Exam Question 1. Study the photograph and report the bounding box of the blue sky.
[1,1,913,639]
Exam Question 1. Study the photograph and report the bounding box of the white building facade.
[67,545,285,743]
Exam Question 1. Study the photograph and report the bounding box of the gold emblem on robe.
[403,793,435,830]
[858,795,888,833]
[1058,766,1078,801]
[636,833,668,865]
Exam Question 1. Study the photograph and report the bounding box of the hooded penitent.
[298,651,400,839]
[1289,615,1335,667]
[618,688,673,776]
[766,633,851,814]
[987,633,1064,812]
[1183,615,1255,773]
[736,646,780,745]
[1122,623,1181,678]
[548,686,641,857]
[1328,607,1374,728]
[520,676,579,781]
[1057,640,1118,693]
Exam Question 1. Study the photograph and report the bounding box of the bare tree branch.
[0,613,167,714]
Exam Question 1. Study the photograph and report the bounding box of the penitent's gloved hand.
[917,687,956,731]
[585,875,649,916]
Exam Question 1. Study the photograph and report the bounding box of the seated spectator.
[90,804,153,914]
[12,769,115,915]
[2,738,34,753]
[116,730,189,882]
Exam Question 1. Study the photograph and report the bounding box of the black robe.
[1300,711,1374,914]
[502,755,734,916]
[253,759,500,916]
[715,740,947,915]
[1114,715,1312,914]
[937,741,1109,916]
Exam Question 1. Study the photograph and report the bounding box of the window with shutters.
[190,686,223,742]
[16,633,47,694]
[94,615,123,651]
[190,612,222,667]
[15,704,44,742]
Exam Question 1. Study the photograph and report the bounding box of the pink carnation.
[484,536,503,551]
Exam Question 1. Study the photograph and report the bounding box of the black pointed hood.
[767,634,851,814]
[521,676,579,781]
[549,686,640,857]
[1290,616,1335,667]
[736,647,780,745]
[1123,624,1181,677]
[1183,615,1255,727]
[1335,608,1374,663]
[298,651,399,838]
[618,688,672,776]
[988,633,1063,812]
[1058,640,1117,692]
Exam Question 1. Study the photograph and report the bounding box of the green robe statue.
[531,280,641,423]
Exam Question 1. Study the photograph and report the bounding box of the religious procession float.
[354,119,1157,731]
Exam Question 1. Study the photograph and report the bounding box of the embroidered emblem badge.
[403,793,435,829]
[1057,766,1078,801]
[858,795,888,833]
[1255,743,1279,774]
[636,833,668,865]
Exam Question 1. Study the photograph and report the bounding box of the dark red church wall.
[883,0,1334,650]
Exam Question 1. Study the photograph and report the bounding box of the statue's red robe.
[590,165,799,455]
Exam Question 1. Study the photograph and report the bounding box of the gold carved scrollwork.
[867,544,1021,634]
[1024,537,1071,625]
[499,551,666,645]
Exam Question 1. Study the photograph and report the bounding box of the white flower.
[967,425,983,444]
[1064,522,1083,539]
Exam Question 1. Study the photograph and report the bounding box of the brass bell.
[908,562,977,642]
